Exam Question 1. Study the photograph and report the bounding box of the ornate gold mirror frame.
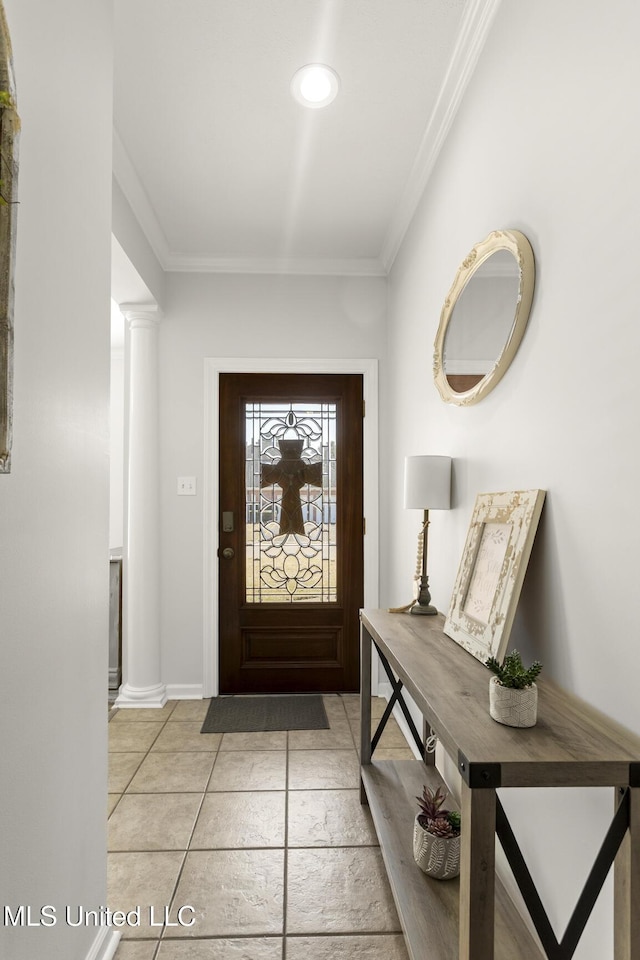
[433,229,535,407]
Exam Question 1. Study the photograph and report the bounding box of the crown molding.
[162,253,387,277]
[112,128,171,268]
[112,131,385,276]
[380,0,502,273]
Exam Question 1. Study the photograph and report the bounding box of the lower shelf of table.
[360,759,544,960]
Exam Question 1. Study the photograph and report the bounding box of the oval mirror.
[433,230,535,405]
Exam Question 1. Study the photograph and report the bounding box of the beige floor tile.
[108,794,122,817]
[109,753,147,792]
[218,731,287,751]
[288,750,360,790]
[348,716,411,751]
[286,847,400,934]
[168,700,211,721]
[151,723,222,752]
[112,703,177,722]
[164,850,284,938]
[286,934,409,959]
[156,940,282,959]
[370,747,415,760]
[338,694,360,710]
[114,942,159,959]
[110,723,165,753]
[208,751,287,792]
[322,695,348,719]
[108,851,185,939]
[287,790,377,847]
[288,718,355,751]
[128,752,216,793]
[191,792,285,849]
[370,697,389,719]
[374,719,411,750]
[342,696,387,720]
[108,794,202,851]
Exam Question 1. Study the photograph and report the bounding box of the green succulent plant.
[485,650,542,689]
[415,785,460,838]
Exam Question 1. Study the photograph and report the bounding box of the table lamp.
[404,455,452,615]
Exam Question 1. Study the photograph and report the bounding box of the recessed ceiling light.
[291,64,340,108]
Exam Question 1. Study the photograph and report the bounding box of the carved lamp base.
[411,575,438,616]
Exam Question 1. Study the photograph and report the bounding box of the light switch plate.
[177,476,197,496]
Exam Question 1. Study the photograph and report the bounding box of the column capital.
[119,302,162,328]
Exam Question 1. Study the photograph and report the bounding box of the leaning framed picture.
[444,489,546,664]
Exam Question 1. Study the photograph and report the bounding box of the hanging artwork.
[0,2,19,474]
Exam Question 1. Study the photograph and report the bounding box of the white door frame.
[203,357,379,698]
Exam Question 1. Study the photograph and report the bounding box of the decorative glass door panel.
[219,372,363,694]
[245,402,337,604]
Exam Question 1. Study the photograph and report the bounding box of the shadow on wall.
[511,501,572,687]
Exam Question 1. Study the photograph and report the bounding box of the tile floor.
[108,695,413,960]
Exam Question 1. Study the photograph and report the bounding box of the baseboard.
[85,927,121,960]
[165,683,204,700]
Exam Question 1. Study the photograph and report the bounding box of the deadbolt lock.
[221,547,235,560]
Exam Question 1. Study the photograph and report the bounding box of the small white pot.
[412,816,460,880]
[489,676,538,728]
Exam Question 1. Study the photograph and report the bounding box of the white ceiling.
[113,0,498,276]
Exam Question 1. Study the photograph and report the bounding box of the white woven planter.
[412,816,460,880]
[489,676,538,727]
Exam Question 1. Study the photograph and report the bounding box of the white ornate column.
[115,303,166,708]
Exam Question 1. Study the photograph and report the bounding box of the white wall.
[112,178,165,306]
[0,2,113,959]
[385,0,640,955]
[158,271,386,689]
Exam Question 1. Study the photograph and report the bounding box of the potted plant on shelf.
[485,650,542,728]
[413,785,461,880]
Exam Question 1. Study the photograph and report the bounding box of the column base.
[115,682,167,709]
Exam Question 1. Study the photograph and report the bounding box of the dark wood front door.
[218,373,364,693]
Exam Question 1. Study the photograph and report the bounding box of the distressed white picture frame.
[445,489,546,664]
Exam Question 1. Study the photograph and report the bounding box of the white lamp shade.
[404,456,452,510]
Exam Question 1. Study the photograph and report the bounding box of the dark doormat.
[201,695,330,734]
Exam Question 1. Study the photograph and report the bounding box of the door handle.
[221,547,235,560]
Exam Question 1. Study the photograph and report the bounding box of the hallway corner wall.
[384,1,640,956]
[0,2,113,958]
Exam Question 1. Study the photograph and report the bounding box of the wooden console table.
[359,609,640,960]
